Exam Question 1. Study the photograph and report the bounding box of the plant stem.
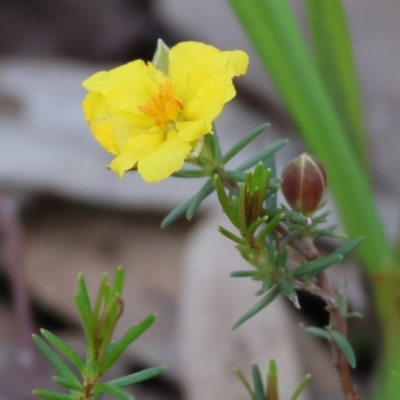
[278,223,360,400]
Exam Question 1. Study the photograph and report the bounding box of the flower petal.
[109,131,165,177]
[137,131,191,182]
[175,118,211,142]
[83,92,153,154]
[184,75,234,122]
[83,60,167,114]
[169,42,249,106]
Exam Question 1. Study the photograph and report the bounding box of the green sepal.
[172,169,206,178]
[94,383,134,400]
[106,366,166,387]
[290,254,343,278]
[256,213,284,244]
[290,374,311,400]
[218,226,246,245]
[234,367,255,400]
[215,176,240,228]
[32,390,76,400]
[40,329,85,373]
[221,123,270,165]
[230,270,258,278]
[266,359,279,400]
[305,327,331,339]
[330,236,364,257]
[186,179,215,220]
[102,314,156,373]
[330,330,356,368]
[33,335,80,385]
[236,140,288,172]
[252,364,266,400]
[53,376,83,392]
[232,286,281,330]
[152,38,169,75]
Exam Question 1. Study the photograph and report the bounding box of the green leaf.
[215,176,240,228]
[305,327,331,339]
[256,213,284,244]
[74,274,93,347]
[230,270,258,278]
[252,364,265,400]
[106,366,166,387]
[53,376,83,392]
[94,383,134,400]
[232,286,280,330]
[266,359,279,400]
[330,236,364,257]
[40,329,85,373]
[33,335,79,384]
[151,38,169,75]
[221,123,270,164]
[172,169,206,178]
[290,254,343,278]
[236,140,288,172]
[305,0,367,171]
[228,0,394,274]
[234,368,255,400]
[223,170,246,182]
[330,330,356,368]
[347,311,363,319]
[33,390,76,400]
[161,197,192,228]
[218,226,246,245]
[290,374,311,400]
[102,314,156,373]
[112,266,125,296]
[278,278,300,309]
[186,179,215,220]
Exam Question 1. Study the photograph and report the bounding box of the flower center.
[138,80,183,130]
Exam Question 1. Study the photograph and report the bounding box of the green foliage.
[235,360,310,400]
[33,267,164,400]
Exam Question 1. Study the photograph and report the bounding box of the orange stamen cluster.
[138,80,183,130]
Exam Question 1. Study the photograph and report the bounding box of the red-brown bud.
[281,153,327,216]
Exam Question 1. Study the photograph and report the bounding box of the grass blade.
[305,0,367,170]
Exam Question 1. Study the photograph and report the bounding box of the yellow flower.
[82,41,249,182]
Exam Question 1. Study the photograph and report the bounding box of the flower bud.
[281,153,327,216]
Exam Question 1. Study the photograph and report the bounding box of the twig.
[278,222,360,400]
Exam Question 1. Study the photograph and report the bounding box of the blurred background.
[0,0,399,399]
